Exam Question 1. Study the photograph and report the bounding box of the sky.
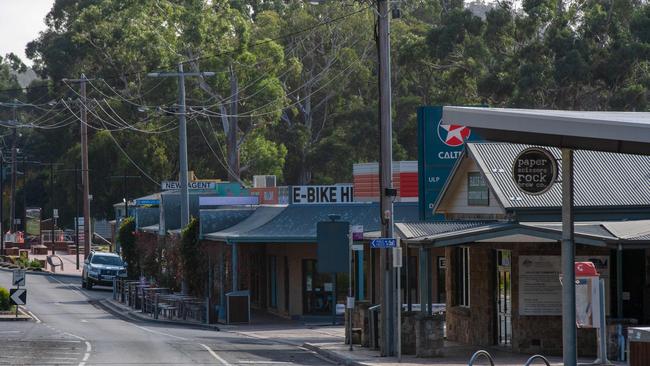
[0,0,54,66]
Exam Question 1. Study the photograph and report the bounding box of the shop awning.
[204,202,419,244]
[444,107,650,155]
[405,219,650,248]
[202,205,287,242]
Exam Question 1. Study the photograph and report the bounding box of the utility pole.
[63,75,92,258]
[377,0,396,357]
[80,75,91,259]
[21,156,26,232]
[148,65,215,229]
[0,151,3,256]
[50,161,55,256]
[75,163,80,269]
[9,100,17,233]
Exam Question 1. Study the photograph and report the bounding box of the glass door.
[302,259,334,315]
[496,250,512,346]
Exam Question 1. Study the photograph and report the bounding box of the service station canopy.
[443,107,650,155]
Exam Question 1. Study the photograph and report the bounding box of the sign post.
[11,269,26,317]
[316,216,350,327]
[13,269,25,287]
[393,244,403,362]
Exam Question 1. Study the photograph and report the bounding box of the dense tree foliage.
[0,0,649,225]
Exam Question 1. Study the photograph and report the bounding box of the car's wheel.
[81,279,86,289]
[87,280,93,290]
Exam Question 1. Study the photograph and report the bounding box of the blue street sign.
[370,238,397,249]
[135,199,160,205]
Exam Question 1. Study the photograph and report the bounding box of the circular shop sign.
[512,147,558,195]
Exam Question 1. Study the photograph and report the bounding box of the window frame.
[467,172,489,206]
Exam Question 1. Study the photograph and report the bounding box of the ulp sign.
[417,106,482,220]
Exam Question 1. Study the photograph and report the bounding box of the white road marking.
[200,343,232,366]
[0,330,21,334]
[63,332,85,341]
[80,319,88,323]
[237,361,293,364]
[27,310,41,323]
[131,324,189,340]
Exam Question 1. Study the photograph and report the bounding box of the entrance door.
[302,259,334,315]
[496,250,512,346]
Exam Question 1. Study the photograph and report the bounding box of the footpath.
[99,296,619,366]
[0,252,83,278]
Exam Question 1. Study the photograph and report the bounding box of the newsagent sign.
[513,147,558,195]
[291,185,354,204]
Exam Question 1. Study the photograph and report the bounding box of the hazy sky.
[0,0,54,65]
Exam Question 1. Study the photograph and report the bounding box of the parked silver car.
[82,251,127,289]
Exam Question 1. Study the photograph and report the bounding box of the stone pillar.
[415,313,445,357]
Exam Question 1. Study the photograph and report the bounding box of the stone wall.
[445,245,495,346]
[445,241,611,356]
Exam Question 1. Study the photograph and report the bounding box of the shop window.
[455,247,470,307]
[468,172,489,206]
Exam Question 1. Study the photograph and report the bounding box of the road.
[0,271,334,365]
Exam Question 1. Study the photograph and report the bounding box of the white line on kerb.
[27,310,41,323]
[200,343,232,366]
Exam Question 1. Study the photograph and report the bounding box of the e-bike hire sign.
[417,106,482,220]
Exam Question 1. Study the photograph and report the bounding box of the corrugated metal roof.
[468,143,650,209]
[199,208,255,236]
[396,221,492,239]
[203,205,287,242]
[602,220,650,240]
[205,202,418,243]
[521,222,617,240]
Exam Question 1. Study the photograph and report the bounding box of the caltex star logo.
[437,120,471,147]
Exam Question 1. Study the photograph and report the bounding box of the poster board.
[519,256,562,315]
[25,208,41,243]
[519,255,610,316]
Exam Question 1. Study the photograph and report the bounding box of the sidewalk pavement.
[99,298,625,366]
[30,251,83,276]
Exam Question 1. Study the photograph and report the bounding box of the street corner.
[0,306,35,321]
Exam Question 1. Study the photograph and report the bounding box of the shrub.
[0,287,10,311]
[16,257,29,268]
[28,260,42,269]
[180,217,206,296]
[118,217,138,279]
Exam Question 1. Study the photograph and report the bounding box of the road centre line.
[237,361,292,364]
[200,343,232,366]
[131,323,189,340]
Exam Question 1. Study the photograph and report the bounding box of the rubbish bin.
[368,304,380,350]
[628,327,650,366]
[225,290,250,324]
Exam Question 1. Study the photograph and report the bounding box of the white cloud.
[0,0,54,66]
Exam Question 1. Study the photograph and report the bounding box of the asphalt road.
[0,271,334,366]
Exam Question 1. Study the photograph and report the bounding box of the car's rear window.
[91,255,123,266]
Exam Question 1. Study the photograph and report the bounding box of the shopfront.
[202,202,418,319]
[406,140,650,356]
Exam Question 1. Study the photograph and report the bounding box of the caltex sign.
[418,106,482,220]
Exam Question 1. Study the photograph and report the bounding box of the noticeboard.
[25,208,41,238]
[316,220,350,273]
